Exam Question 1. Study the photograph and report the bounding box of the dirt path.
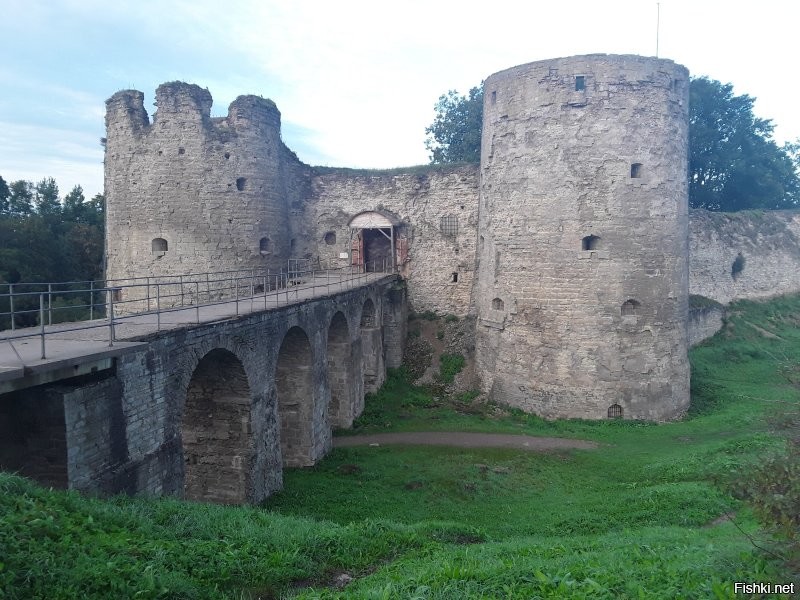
[334,431,598,451]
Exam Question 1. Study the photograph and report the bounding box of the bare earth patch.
[334,431,598,451]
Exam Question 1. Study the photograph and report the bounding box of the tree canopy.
[1,175,104,310]
[689,77,798,211]
[0,175,105,327]
[425,77,800,212]
[424,85,483,164]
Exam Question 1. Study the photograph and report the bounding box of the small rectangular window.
[575,76,585,91]
[491,90,497,105]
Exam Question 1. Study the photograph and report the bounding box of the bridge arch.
[326,311,354,429]
[276,326,315,466]
[360,297,384,394]
[360,298,376,328]
[182,348,252,504]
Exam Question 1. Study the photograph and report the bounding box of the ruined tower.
[473,55,690,420]
[104,82,300,288]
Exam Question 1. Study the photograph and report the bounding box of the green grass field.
[2,295,799,598]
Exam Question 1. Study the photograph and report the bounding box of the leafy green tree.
[34,177,61,216]
[64,223,104,281]
[689,77,799,211]
[0,176,9,215]
[86,193,105,228]
[8,180,33,216]
[424,85,483,164]
[0,216,58,281]
[0,177,105,326]
[62,185,86,222]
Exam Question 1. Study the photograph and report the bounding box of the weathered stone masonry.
[0,280,405,503]
[102,54,800,429]
[474,55,691,421]
[105,83,311,283]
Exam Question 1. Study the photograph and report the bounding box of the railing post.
[156,284,161,332]
[195,281,200,323]
[89,280,94,321]
[9,284,14,331]
[250,270,255,312]
[180,275,185,307]
[108,288,115,347]
[39,294,46,359]
[47,283,53,325]
[146,276,151,312]
[263,275,268,309]
[235,277,239,316]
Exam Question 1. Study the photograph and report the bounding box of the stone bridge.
[0,274,406,504]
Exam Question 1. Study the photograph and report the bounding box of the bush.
[438,354,465,384]
[732,440,800,572]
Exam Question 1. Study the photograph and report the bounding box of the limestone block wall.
[298,166,479,316]
[688,302,725,347]
[474,55,691,421]
[689,209,800,304]
[104,83,302,295]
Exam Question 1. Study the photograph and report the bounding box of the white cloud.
[0,122,104,197]
[1,0,797,193]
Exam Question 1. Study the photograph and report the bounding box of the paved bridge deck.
[1,271,392,393]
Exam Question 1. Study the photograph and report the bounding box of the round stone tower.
[474,54,690,420]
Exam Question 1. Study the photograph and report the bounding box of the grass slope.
[2,295,800,598]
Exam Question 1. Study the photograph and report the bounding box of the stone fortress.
[105,53,800,423]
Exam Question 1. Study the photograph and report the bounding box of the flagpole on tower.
[656,2,661,57]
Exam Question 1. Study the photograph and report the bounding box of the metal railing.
[0,258,394,361]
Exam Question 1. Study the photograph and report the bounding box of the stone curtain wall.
[474,55,691,421]
[303,166,479,316]
[688,303,725,347]
[689,210,800,304]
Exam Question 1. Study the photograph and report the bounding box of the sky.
[1,0,798,199]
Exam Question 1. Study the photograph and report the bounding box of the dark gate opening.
[348,211,399,273]
[363,228,392,272]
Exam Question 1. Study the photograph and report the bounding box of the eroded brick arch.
[182,348,252,504]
